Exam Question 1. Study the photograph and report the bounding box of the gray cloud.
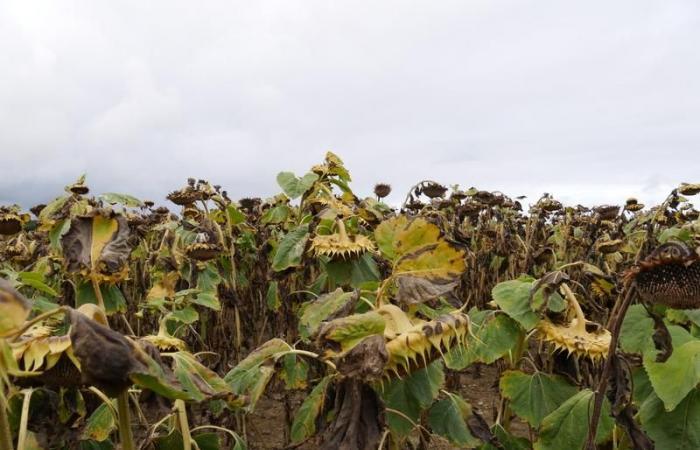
[1,0,699,209]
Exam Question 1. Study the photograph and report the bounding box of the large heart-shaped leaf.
[499,370,577,428]
[445,310,522,370]
[643,340,700,411]
[276,172,319,199]
[0,279,31,338]
[428,394,480,448]
[378,361,444,437]
[491,277,539,331]
[639,389,700,449]
[534,389,613,450]
[272,224,310,272]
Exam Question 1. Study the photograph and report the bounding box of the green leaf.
[279,354,308,390]
[276,171,319,199]
[620,304,655,355]
[491,278,539,331]
[446,311,522,369]
[323,253,380,289]
[499,370,577,428]
[428,395,480,448]
[226,205,247,225]
[80,402,116,442]
[479,425,530,450]
[290,375,333,443]
[98,193,143,207]
[639,389,700,450]
[17,271,58,297]
[378,362,445,437]
[169,351,236,404]
[75,282,127,315]
[193,433,221,450]
[534,389,613,450]
[168,306,199,325]
[299,288,357,339]
[224,339,288,411]
[643,340,700,411]
[272,224,310,272]
[266,281,281,312]
[261,204,291,224]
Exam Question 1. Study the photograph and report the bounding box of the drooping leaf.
[0,279,31,338]
[378,361,444,437]
[374,216,440,262]
[374,216,466,304]
[61,212,132,280]
[290,375,333,443]
[639,389,700,450]
[224,338,288,411]
[266,281,281,312]
[428,394,481,448]
[316,310,385,357]
[279,353,308,390]
[534,389,613,450]
[272,224,310,272]
[169,351,239,405]
[499,370,577,428]
[80,402,116,442]
[299,288,358,339]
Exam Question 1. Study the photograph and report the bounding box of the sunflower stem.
[561,283,587,334]
[16,389,33,450]
[117,390,135,450]
[90,277,106,312]
[0,394,13,450]
[175,400,192,450]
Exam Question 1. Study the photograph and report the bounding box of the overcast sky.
[1,1,699,209]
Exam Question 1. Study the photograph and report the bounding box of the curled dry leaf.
[61,211,132,282]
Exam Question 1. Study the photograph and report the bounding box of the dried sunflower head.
[185,242,221,261]
[422,182,448,199]
[167,187,202,206]
[374,183,392,199]
[626,242,700,309]
[624,198,644,212]
[535,284,610,361]
[594,205,620,221]
[0,211,23,235]
[310,219,374,260]
[678,183,700,196]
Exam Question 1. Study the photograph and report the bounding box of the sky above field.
[1,1,699,209]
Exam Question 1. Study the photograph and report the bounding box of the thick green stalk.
[117,391,135,450]
[175,400,192,450]
[0,394,14,450]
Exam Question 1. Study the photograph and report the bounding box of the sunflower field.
[1,153,700,450]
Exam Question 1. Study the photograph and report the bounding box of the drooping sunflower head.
[310,219,374,260]
[535,284,611,361]
[0,209,24,235]
[167,187,203,206]
[625,242,700,309]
